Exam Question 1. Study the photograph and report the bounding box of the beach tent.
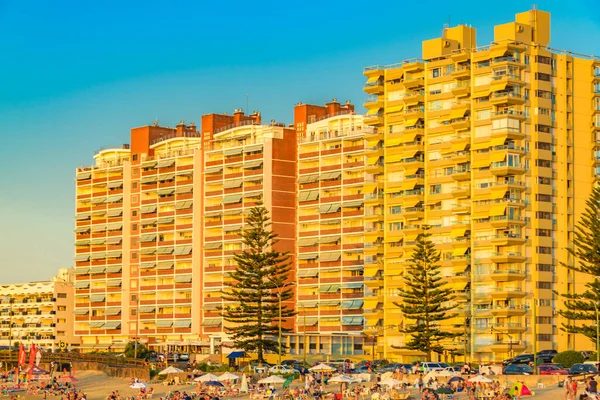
[258,375,286,384]
[468,375,493,383]
[509,382,532,397]
[195,373,221,382]
[158,366,184,375]
[218,372,241,381]
[309,363,335,372]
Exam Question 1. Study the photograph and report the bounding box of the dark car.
[569,363,598,374]
[503,364,533,375]
[503,353,534,366]
[536,349,558,363]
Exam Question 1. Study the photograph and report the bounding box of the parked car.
[570,363,598,374]
[503,353,534,366]
[536,349,558,363]
[538,364,569,375]
[179,353,190,362]
[421,362,448,373]
[268,365,299,374]
[503,364,533,375]
[247,363,272,374]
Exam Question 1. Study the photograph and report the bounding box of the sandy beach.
[5,370,568,400]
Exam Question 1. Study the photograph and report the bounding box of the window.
[131,195,138,204]
[132,210,138,217]
[131,252,137,260]
[537,334,552,341]
[430,185,441,194]
[57,306,66,311]
[57,331,65,337]
[131,237,139,246]
[537,107,551,115]
[389,222,403,231]
[537,316,552,324]
[389,206,402,215]
[535,72,552,82]
[536,124,553,134]
[132,223,138,231]
[57,318,66,324]
[132,154,138,161]
[536,194,552,202]
[537,229,552,237]
[524,55,530,65]
[428,100,442,111]
[132,182,138,189]
[536,55,552,65]
[537,281,552,289]
[133,168,139,176]
[431,68,441,78]
[536,211,552,219]
[537,246,552,254]
[537,177,551,185]
[536,90,552,99]
[537,264,554,272]
[535,142,552,150]
[57,293,67,299]
[536,160,551,168]
[131,309,137,316]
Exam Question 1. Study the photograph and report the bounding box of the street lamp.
[370,325,397,363]
[490,326,514,358]
[593,301,600,360]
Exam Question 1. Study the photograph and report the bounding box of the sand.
[8,371,567,400]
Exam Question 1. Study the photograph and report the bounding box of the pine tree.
[558,186,600,343]
[394,225,460,361]
[221,206,295,364]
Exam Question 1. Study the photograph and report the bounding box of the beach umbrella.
[436,387,454,394]
[423,371,438,383]
[329,375,359,384]
[240,374,249,393]
[204,381,225,387]
[258,375,287,384]
[218,372,241,381]
[57,375,78,383]
[310,363,335,372]
[380,377,402,387]
[448,376,465,383]
[130,382,148,389]
[509,382,532,397]
[195,373,221,382]
[468,375,493,383]
[159,366,184,375]
[22,366,49,376]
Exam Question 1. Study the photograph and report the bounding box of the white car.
[268,365,299,374]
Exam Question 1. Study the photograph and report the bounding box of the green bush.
[553,350,584,368]
[587,352,598,362]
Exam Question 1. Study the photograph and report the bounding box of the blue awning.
[227,351,246,359]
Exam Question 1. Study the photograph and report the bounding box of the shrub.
[553,350,584,368]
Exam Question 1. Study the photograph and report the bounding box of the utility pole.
[134,295,139,359]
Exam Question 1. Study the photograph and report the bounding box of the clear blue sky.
[0,0,598,283]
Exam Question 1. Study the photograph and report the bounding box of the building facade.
[0,269,79,351]
[363,8,600,362]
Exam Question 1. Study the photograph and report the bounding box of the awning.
[319,285,341,293]
[404,117,420,126]
[140,262,156,270]
[104,307,121,315]
[223,148,243,157]
[298,301,318,308]
[91,225,106,232]
[319,253,341,262]
[244,175,263,182]
[105,195,123,203]
[490,136,507,147]
[385,137,403,147]
[490,187,507,199]
[471,159,490,168]
[139,306,156,313]
[106,222,122,231]
[75,213,90,221]
[343,282,364,289]
[402,199,421,208]
[90,294,106,302]
[74,282,90,289]
[298,238,318,247]
[74,268,90,275]
[319,236,340,244]
[451,226,468,237]
[90,252,106,260]
[401,131,420,143]
[156,159,175,168]
[156,247,174,255]
[320,171,342,181]
[157,261,175,270]
[386,105,404,114]
[297,269,319,277]
[175,200,193,209]
[204,242,222,250]
[297,253,318,260]
[341,300,364,310]
[404,233,419,242]
[157,320,174,328]
[91,197,106,204]
[175,186,193,194]
[223,224,242,232]
[471,141,490,150]
[364,299,380,310]
[319,204,341,214]
[140,234,157,243]
[490,152,507,163]
[490,46,508,59]
[471,211,488,220]
[141,176,158,184]
[367,107,382,116]
[140,205,157,214]
[489,204,507,217]
[89,322,104,328]
[223,179,243,189]
[157,188,175,196]
[320,300,341,306]
[103,321,121,329]
[296,316,318,326]
[366,75,380,84]
[386,154,403,163]
[106,209,123,218]
[298,174,319,184]
[401,181,417,191]
[158,173,175,181]
[222,194,243,205]
[205,166,223,174]
[244,160,264,169]
[451,141,469,152]
[174,275,192,283]
[204,211,222,218]
[157,217,174,224]
[106,265,122,273]
[75,226,91,234]
[490,81,508,93]
[244,144,263,153]
[450,107,468,120]
[202,318,222,327]
[74,309,89,315]
[75,254,90,262]
[343,200,364,208]
[106,181,123,189]
[452,247,469,257]
[76,172,92,180]
[472,89,490,98]
[342,316,364,326]
[106,280,121,288]
[403,166,420,176]
[227,351,246,359]
[106,250,122,259]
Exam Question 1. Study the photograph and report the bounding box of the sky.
[0,0,599,283]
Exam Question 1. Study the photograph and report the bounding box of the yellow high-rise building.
[364,9,600,363]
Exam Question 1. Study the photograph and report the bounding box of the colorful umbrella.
[448,376,465,383]
[509,382,532,397]
[204,381,225,387]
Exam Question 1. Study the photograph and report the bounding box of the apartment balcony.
[447,271,470,283]
[490,127,525,141]
[402,59,425,73]
[400,188,424,205]
[490,162,525,176]
[451,255,471,267]
[490,287,526,299]
[489,340,526,353]
[402,76,425,90]
[364,95,383,109]
[451,203,470,215]
[491,109,525,121]
[402,91,424,106]
[452,150,470,164]
[490,91,524,106]
[453,289,470,301]
[451,186,470,199]
[490,252,527,264]
[451,117,470,131]
[489,215,525,229]
[491,73,524,88]
[491,322,526,334]
[490,145,525,159]
[401,206,424,221]
[490,233,526,246]
[448,323,469,334]
[451,82,470,98]
[490,269,526,282]
[490,305,528,317]
[451,167,471,181]
[365,162,384,174]
[364,113,384,127]
[451,66,471,79]
[364,81,384,95]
